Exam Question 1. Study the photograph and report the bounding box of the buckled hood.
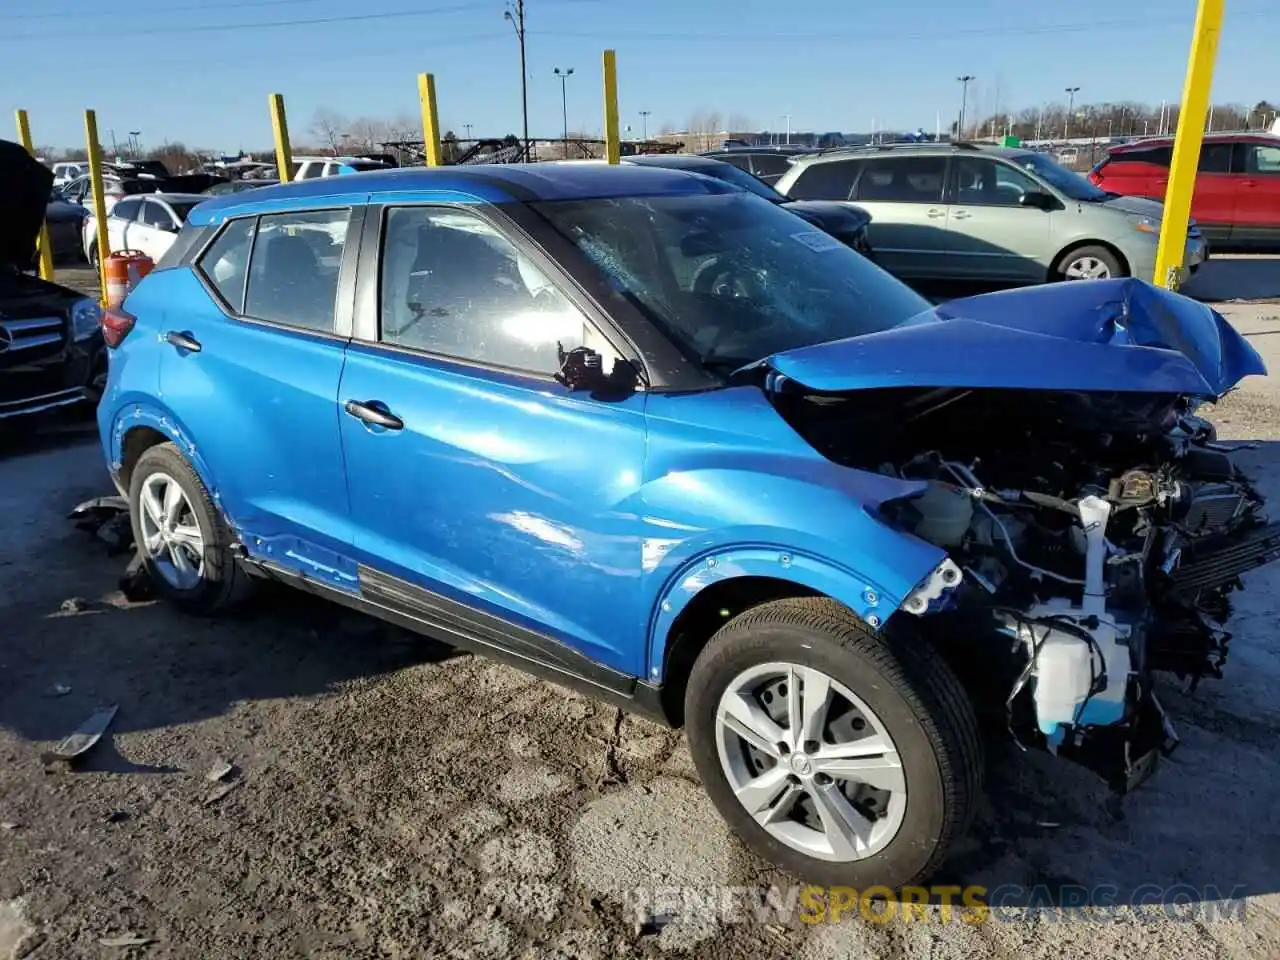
[0,138,54,269]
[760,278,1266,399]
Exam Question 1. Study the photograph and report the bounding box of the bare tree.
[309,108,347,155]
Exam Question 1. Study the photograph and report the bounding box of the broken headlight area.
[786,386,1279,792]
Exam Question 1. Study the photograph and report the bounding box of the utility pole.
[503,0,529,158]
[464,123,473,141]
[639,110,650,140]
[783,114,791,145]
[554,66,573,150]
[956,75,974,140]
[1064,86,1080,139]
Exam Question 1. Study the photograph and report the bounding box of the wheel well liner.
[658,575,818,726]
[119,425,169,490]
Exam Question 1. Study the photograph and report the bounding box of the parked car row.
[90,161,1273,894]
[1089,131,1280,249]
[772,141,1206,284]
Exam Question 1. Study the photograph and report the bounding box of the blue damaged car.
[95,163,1276,888]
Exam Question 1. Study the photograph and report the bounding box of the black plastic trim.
[245,558,670,725]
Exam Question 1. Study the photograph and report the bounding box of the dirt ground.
[3,278,1280,959]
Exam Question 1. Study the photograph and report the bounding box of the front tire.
[1056,244,1125,281]
[128,442,252,615]
[685,597,982,889]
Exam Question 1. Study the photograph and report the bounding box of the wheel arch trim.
[645,545,914,682]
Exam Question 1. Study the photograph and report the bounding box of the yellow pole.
[15,110,55,282]
[1153,0,1225,290]
[418,73,443,167]
[603,49,620,164]
[84,109,111,306]
[269,93,294,183]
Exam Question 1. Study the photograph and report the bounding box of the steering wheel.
[691,256,768,300]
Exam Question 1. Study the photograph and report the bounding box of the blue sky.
[3,0,1276,152]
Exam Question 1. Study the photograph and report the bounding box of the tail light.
[101,307,136,347]
[1087,170,1104,185]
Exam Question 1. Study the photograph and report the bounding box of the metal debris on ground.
[98,934,155,948]
[69,496,134,555]
[40,705,118,769]
[205,761,235,782]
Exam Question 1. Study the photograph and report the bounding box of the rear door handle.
[344,399,404,431]
[164,331,201,352]
[952,210,971,220]
[926,208,946,219]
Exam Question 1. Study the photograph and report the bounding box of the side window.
[1115,145,1173,167]
[750,154,793,178]
[112,198,143,221]
[139,201,173,228]
[1249,145,1280,174]
[788,160,859,200]
[853,157,946,204]
[378,206,607,375]
[1198,143,1233,173]
[196,218,256,313]
[949,157,1038,206]
[717,154,754,173]
[243,209,349,331]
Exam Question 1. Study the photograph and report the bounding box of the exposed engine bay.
[777,385,1280,792]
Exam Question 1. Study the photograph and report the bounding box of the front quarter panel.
[640,387,944,679]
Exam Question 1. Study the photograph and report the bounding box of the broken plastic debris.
[1,822,18,831]
[203,779,242,807]
[99,934,154,948]
[41,705,118,768]
[205,760,234,783]
[42,684,72,698]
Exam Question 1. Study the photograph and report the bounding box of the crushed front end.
[780,386,1279,793]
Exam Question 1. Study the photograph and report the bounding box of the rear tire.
[1056,244,1126,281]
[127,442,253,615]
[685,597,982,889]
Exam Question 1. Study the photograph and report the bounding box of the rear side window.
[112,198,143,221]
[853,156,947,203]
[717,154,754,173]
[750,154,792,177]
[1197,143,1233,173]
[788,160,859,200]
[1110,145,1172,168]
[197,218,256,311]
[244,209,350,331]
[1248,144,1280,174]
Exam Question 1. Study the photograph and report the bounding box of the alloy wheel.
[138,471,206,590]
[1063,255,1111,280]
[715,661,907,862]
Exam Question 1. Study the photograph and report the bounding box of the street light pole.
[956,75,974,140]
[1064,86,1080,139]
[639,110,651,141]
[783,114,791,145]
[553,66,574,151]
[503,0,529,158]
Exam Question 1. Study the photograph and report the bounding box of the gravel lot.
[3,263,1280,958]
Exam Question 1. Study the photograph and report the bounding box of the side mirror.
[555,343,638,396]
[1019,190,1058,211]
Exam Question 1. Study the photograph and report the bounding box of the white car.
[51,161,89,186]
[82,193,205,265]
[290,155,391,180]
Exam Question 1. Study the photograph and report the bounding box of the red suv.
[1089,133,1280,248]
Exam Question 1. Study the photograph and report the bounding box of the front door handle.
[926,208,946,219]
[344,399,404,430]
[164,331,201,352]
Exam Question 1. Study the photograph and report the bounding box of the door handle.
[1242,179,1258,187]
[952,210,971,220]
[926,208,946,219]
[344,399,404,431]
[164,331,201,352]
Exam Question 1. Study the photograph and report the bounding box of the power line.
[0,0,325,21]
[5,0,492,41]
[528,8,1279,45]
